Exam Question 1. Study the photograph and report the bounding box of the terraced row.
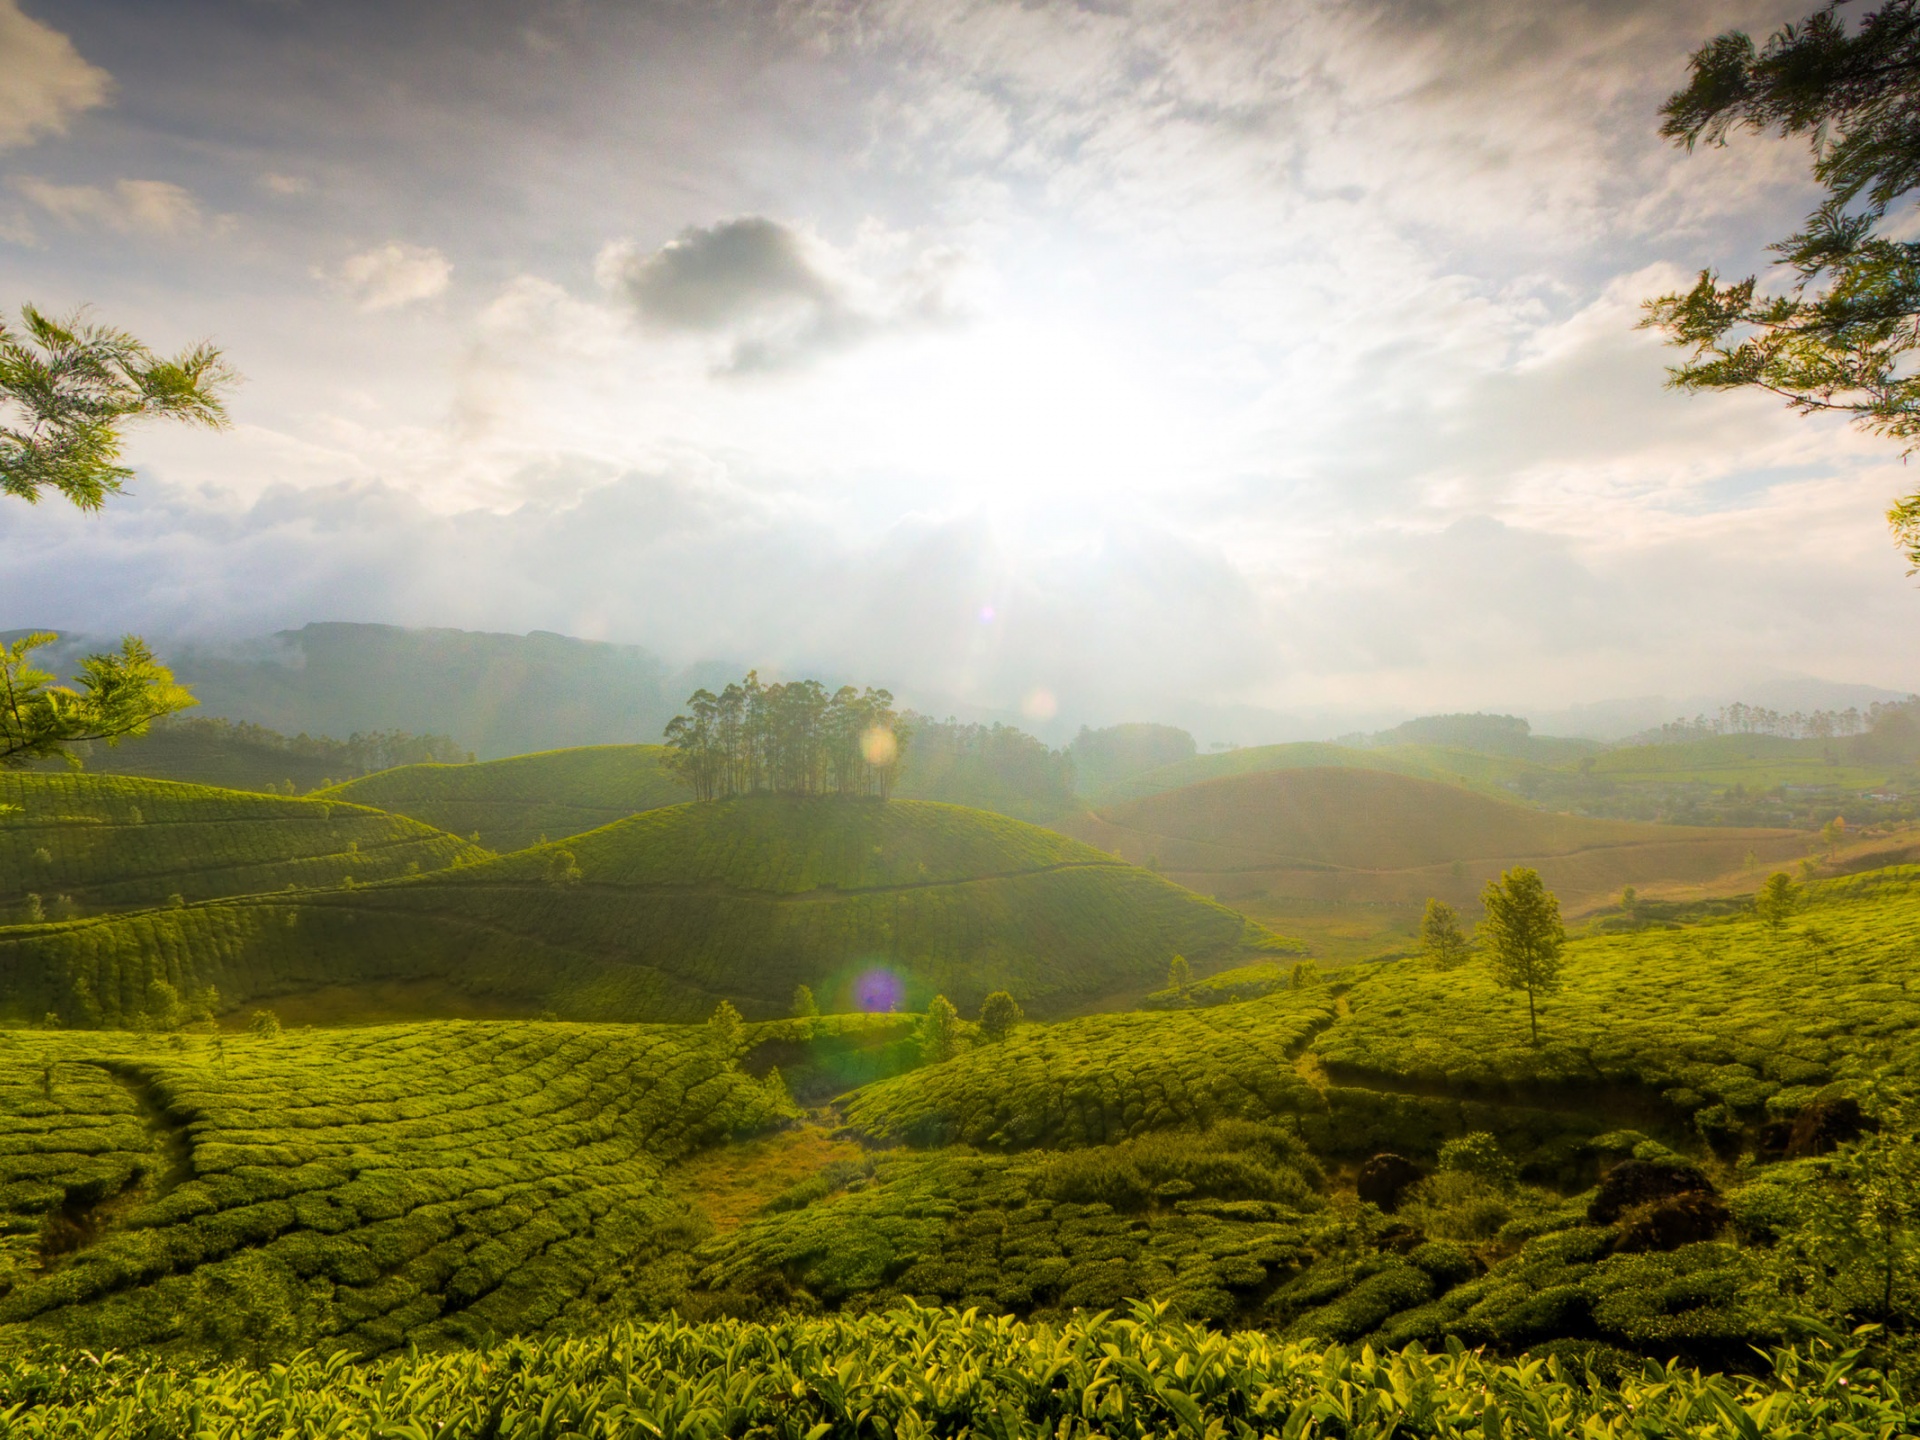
[0,1024,787,1357]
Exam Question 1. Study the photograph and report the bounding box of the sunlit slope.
[844,865,1920,1156]
[1590,732,1899,791]
[1059,767,1802,914]
[0,798,1295,1026]
[0,1022,785,1355]
[0,772,483,917]
[319,744,690,851]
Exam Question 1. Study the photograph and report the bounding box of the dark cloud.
[608,217,833,330]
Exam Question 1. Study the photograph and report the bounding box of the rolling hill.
[0,797,1296,1027]
[320,744,690,851]
[0,772,484,921]
[1088,740,1551,805]
[1062,766,1803,906]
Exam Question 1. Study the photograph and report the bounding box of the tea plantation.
[0,1023,788,1356]
[0,773,483,920]
[320,744,689,851]
[0,797,1297,1026]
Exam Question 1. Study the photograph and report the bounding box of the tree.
[2,305,231,767]
[707,999,744,1055]
[791,984,819,1018]
[3,632,194,769]
[1756,870,1803,931]
[979,990,1023,1041]
[2,304,233,509]
[918,994,960,1063]
[1167,954,1192,992]
[1419,898,1471,969]
[1480,867,1566,1044]
[1644,3,1920,569]
[248,1009,281,1039]
[1290,960,1318,990]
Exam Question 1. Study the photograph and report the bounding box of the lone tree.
[1756,870,1803,931]
[979,990,1022,1041]
[791,984,819,1018]
[1645,2,1920,569]
[1167,954,1192,993]
[707,999,744,1056]
[1419,898,1472,969]
[1480,867,1566,1044]
[2,305,233,768]
[919,995,960,1063]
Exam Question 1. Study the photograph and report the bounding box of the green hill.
[0,772,484,921]
[0,798,1295,1027]
[320,744,690,851]
[1057,767,1803,958]
[1091,740,1549,805]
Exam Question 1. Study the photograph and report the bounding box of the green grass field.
[321,744,690,851]
[0,797,1297,1027]
[0,773,483,921]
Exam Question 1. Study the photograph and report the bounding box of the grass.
[321,744,689,851]
[0,772,483,920]
[0,797,1299,1027]
[0,1022,788,1358]
[2,1308,1908,1439]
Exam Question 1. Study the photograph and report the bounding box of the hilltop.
[0,772,483,921]
[321,744,690,851]
[0,797,1295,1027]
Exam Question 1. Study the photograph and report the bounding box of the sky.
[1,0,1916,737]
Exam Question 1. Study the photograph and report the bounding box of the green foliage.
[1756,870,1803,931]
[1168,953,1191,991]
[708,1000,744,1055]
[0,797,1283,1025]
[894,715,1075,822]
[1,1309,1912,1439]
[0,771,484,917]
[1070,722,1196,796]
[791,983,818,1018]
[1,634,194,771]
[1421,897,1471,969]
[1436,1131,1517,1189]
[1649,3,1920,564]
[0,304,233,510]
[0,1023,786,1356]
[665,674,907,801]
[323,744,685,851]
[979,989,1022,1040]
[918,995,960,1063]
[1480,867,1566,1044]
[63,716,469,794]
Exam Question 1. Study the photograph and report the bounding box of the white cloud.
[324,242,453,311]
[14,177,208,234]
[0,0,111,150]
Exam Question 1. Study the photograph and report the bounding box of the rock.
[1356,1153,1424,1212]
[1611,1190,1731,1253]
[1786,1097,1869,1158]
[1587,1158,1711,1224]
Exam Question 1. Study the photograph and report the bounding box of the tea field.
[0,773,482,921]
[0,797,1297,1026]
[320,744,689,851]
[5,1308,1910,1440]
[0,1022,788,1356]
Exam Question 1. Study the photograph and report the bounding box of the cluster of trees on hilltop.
[1638,702,1885,744]
[664,674,908,800]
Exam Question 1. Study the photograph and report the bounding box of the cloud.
[597,216,961,372]
[324,242,453,311]
[0,0,111,150]
[259,172,311,197]
[14,177,208,234]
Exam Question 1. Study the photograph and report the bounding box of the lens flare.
[853,968,905,1013]
[1021,688,1057,721]
[977,604,996,624]
[860,725,899,766]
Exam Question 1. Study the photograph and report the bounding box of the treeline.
[45,716,470,792]
[663,674,908,800]
[1638,700,1902,743]
[894,716,1076,821]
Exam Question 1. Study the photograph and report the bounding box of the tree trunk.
[1527,986,1538,1045]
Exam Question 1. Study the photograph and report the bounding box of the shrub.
[1436,1132,1516,1189]
[247,1009,281,1039]
[978,991,1022,1041]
